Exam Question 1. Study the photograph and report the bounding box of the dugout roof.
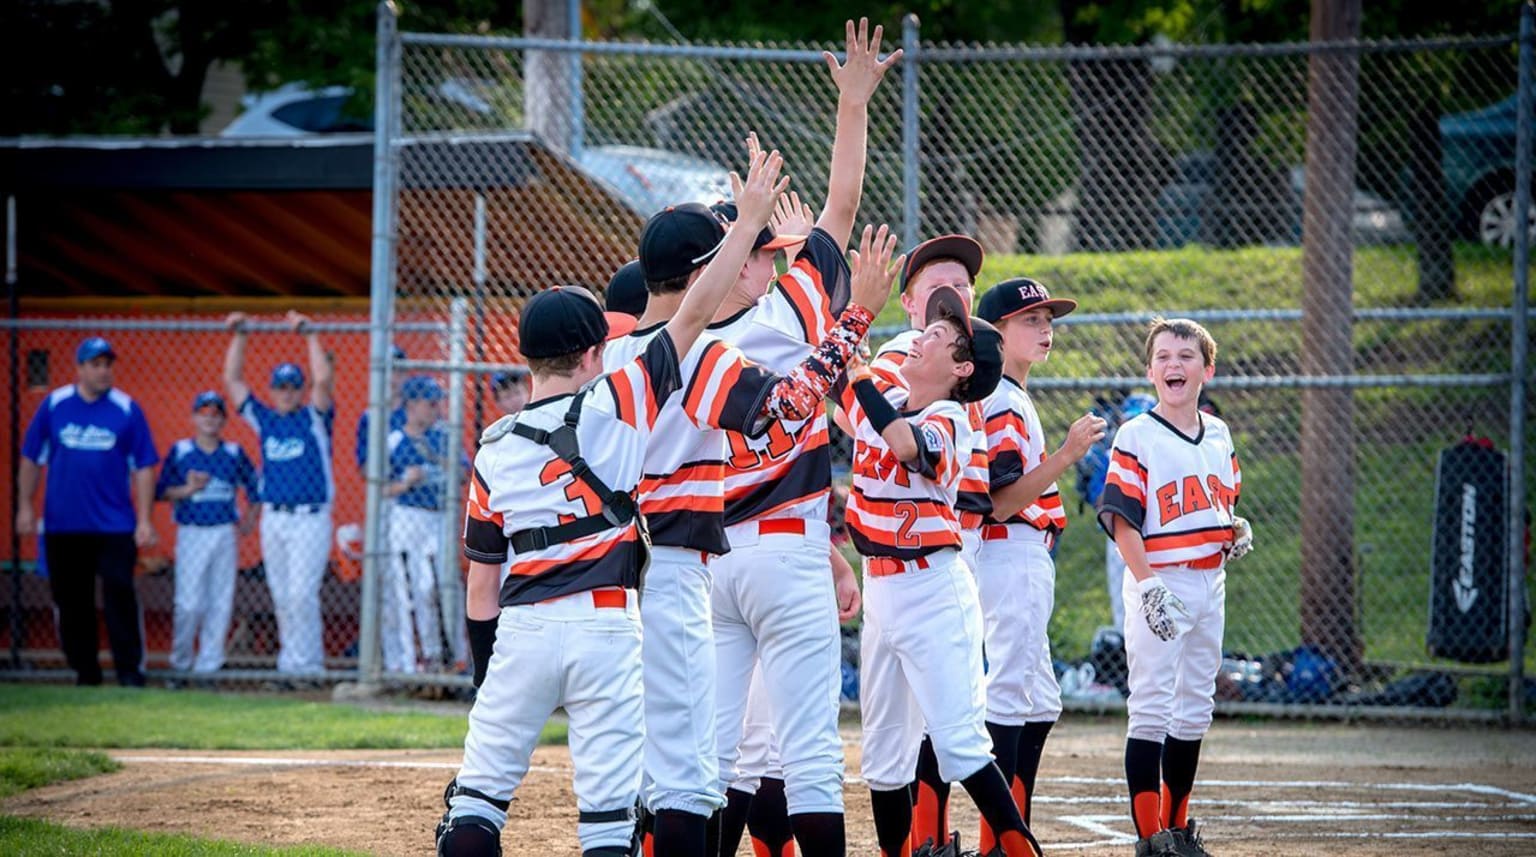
[0,134,642,303]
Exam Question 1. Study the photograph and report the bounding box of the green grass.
[0,685,566,750]
[0,747,119,799]
[0,816,367,856]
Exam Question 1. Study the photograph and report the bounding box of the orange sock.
[978,816,995,854]
[1011,774,1029,826]
[998,829,1040,857]
[912,782,940,849]
[1161,783,1191,829]
[642,831,654,857]
[1132,789,1163,839]
[749,837,796,857]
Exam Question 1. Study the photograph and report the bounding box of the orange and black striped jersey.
[712,228,850,527]
[463,331,679,606]
[842,375,972,560]
[1096,410,1242,569]
[982,375,1067,535]
[871,330,992,527]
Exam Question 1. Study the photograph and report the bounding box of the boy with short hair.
[156,391,260,676]
[842,284,1040,857]
[1096,318,1251,857]
[973,279,1106,848]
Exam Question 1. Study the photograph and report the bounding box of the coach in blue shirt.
[225,311,335,677]
[15,337,159,686]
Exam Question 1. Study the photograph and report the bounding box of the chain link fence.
[3,9,1527,721]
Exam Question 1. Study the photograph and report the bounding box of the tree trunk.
[1067,56,1166,251]
[1206,100,1294,248]
[524,0,576,154]
[1408,94,1457,302]
[1300,0,1363,675]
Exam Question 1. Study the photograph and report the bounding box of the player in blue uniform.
[356,344,409,474]
[224,311,336,677]
[383,375,467,672]
[156,391,260,676]
[16,337,160,686]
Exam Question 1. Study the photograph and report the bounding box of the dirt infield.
[5,715,1535,855]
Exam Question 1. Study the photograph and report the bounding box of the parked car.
[1153,151,1409,249]
[220,84,728,216]
[1440,95,1532,249]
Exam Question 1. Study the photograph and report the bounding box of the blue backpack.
[1075,392,1156,512]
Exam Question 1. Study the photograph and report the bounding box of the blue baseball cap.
[76,337,116,364]
[270,362,305,389]
[401,375,445,402]
[192,390,227,414]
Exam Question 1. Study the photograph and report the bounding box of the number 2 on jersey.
[893,500,922,547]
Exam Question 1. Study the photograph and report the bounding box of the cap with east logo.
[977,277,1078,324]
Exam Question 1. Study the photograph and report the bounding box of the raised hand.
[225,311,248,332]
[1061,412,1109,461]
[771,191,816,239]
[847,224,904,316]
[286,310,312,334]
[730,146,790,232]
[823,17,903,105]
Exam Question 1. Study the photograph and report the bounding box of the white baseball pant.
[1121,565,1226,742]
[712,520,843,815]
[730,664,784,795]
[959,528,982,577]
[859,550,993,791]
[259,504,331,674]
[1106,538,1128,631]
[170,523,237,673]
[976,535,1062,724]
[385,504,444,672]
[641,545,725,816]
[449,588,644,852]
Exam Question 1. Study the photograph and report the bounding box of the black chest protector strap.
[507,392,640,554]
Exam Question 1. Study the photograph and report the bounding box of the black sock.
[788,812,845,857]
[1125,737,1165,838]
[1015,721,1054,826]
[985,722,1024,797]
[654,808,708,857]
[912,736,950,845]
[959,763,1040,856]
[705,808,722,857]
[870,787,913,857]
[1161,736,1203,829]
[747,778,794,856]
[720,788,752,856]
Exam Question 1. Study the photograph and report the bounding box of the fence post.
[1508,0,1532,724]
[569,0,584,160]
[6,195,18,670]
[902,14,920,250]
[439,299,469,676]
[360,0,402,687]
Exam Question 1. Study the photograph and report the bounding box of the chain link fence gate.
[369,6,1532,721]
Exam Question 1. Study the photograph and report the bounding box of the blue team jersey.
[22,385,160,534]
[387,424,466,510]
[355,406,408,469]
[238,395,335,505]
[156,438,259,526]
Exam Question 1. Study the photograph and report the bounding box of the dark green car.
[1442,95,1531,248]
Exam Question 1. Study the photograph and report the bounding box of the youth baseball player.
[356,344,408,474]
[973,280,1106,848]
[16,337,160,687]
[435,148,786,857]
[383,375,463,673]
[703,20,900,854]
[155,391,260,675]
[840,285,1039,857]
[225,310,335,677]
[1096,318,1251,857]
[862,233,989,853]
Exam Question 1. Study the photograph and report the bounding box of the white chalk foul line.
[112,754,567,777]
[1042,775,1536,805]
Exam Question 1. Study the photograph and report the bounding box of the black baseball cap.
[518,285,638,359]
[605,260,649,318]
[709,201,807,252]
[899,234,984,293]
[977,277,1077,323]
[639,203,728,282]
[925,285,1003,404]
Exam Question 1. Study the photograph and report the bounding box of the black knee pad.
[435,813,501,857]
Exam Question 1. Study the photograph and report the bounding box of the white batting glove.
[1228,516,1254,561]
[1138,575,1193,642]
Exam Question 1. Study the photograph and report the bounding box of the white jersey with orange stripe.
[981,374,1067,535]
[711,228,850,528]
[1095,410,1242,568]
[602,325,779,555]
[872,328,992,527]
[464,332,681,606]
[844,388,973,561]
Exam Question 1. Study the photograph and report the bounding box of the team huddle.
[436,18,1253,857]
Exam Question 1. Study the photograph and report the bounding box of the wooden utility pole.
[524,0,577,154]
[1299,0,1363,673]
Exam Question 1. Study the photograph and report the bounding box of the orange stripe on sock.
[1162,782,1191,829]
[1012,774,1028,825]
[1132,789,1163,839]
[778,841,796,857]
[998,829,1041,857]
[643,831,654,857]
[978,816,996,854]
[912,783,938,851]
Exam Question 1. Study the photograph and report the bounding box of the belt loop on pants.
[866,554,933,577]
